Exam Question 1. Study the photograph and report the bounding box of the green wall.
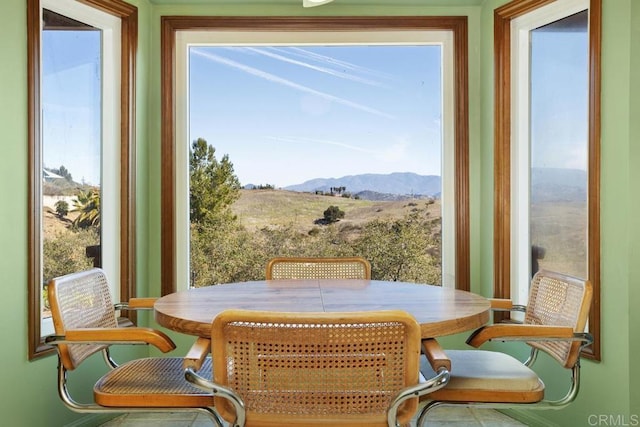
[0,1,69,425]
[0,1,54,425]
[1,0,637,425]
[628,0,640,419]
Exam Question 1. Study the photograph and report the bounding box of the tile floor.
[100,407,527,426]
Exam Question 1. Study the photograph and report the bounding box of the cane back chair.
[265,256,371,280]
[417,269,593,425]
[46,268,223,425]
[184,309,451,427]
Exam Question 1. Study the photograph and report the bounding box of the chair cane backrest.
[525,270,593,368]
[48,268,118,370]
[266,256,371,280]
[211,309,421,426]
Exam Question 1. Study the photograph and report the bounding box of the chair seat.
[95,357,213,407]
[420,350,544,403]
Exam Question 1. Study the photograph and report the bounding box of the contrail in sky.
[237,47,389,88]
[267,135,378,154]
[281,46,395,80]
[191,48,394,119]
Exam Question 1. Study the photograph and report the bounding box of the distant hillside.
[531,167,587,203]
[232,189,441,232]
[353,190,435,202]
[284,172,441,197]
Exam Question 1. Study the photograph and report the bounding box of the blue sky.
[530,28,588,171]
[42,30,101,186]
[40,24,587,190]
[188,45,443,188]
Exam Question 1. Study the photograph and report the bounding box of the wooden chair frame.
[185,309,450,427]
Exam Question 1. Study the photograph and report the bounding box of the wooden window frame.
[27,0,138,359]
[160,16,470,295]
[493,0,601,360]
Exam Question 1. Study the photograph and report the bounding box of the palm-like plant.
[72,189,101,230]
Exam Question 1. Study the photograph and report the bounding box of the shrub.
[55,200,69,218]
[323,205,345,223]
[43,228,99,284]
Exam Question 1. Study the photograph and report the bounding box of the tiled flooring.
[100,407,527,426]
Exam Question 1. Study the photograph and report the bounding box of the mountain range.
[268,167,587,203]
[283,172,441,198]
[531,167,587,203]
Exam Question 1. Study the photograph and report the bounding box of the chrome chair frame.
[418,334,592,426]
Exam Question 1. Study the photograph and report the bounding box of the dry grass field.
[43,189,441,238]
[231,189,441,233]
[43,206,77,236]
[530,200,587,277]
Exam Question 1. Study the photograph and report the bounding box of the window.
[27,0,137,359]
[184,36,451,289]
[161,17,469,295]
[494,0,601,359]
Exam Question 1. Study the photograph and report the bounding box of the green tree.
[323,205,345,223]
[55,165,73,182]
[55,200,69,218]
[352,209,441,284]
[72,189,100,229]
[188,138,246,286]
[190,219,263,287]
[43,228,99,283]
[190,138,241,227]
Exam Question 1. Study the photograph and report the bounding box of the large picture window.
[161,17,469,295]
[494,0,601,359]
[27,0,137,359]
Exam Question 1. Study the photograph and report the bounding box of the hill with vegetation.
[42,140,444,290]
[187,187,444,287]
[232,189,440,233]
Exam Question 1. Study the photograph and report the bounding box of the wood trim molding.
[452,18,470,291]
[78,0,136,16]
[493,0,601,360]
[27,0,138,359]
[161,16,470,294]
[27,0,45,359]
[585,0,602,361]
[161,16,177,297]
[119,5,138,321]
[493,4,510,313]
[160,15,469,31]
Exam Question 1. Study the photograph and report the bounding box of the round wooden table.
[154,279,490,339]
